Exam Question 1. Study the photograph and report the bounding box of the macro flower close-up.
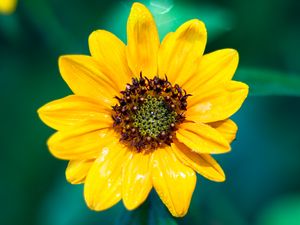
[37,2,248,217]
[3,0,300,224]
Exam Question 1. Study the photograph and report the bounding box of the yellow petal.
[152,147,196,217]
[84,142,132,211]
[89,30,132,90]
[184,49,239,93]
[38,95,111,130]
[176,122,230,154]
[158,19,207,84]
[65,159,94,184]
[186,81,249,123]
[122,152,152,210]
[172,141,225,182]
[126,2,159,77]
[209,119,238,143]
[48,126,117,160]
[59,55,118,104]
[0,0,17,14]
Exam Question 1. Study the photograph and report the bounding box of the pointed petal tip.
[211,171,226,182]
[37,105,44,115]
[65,160,94,185]
[83,197,116,212]
[37,105,50,128]
[224,48,238,54]
[178,19,207,35]
[177,122,231,155]
[218,173,226,182]
[170,211,187,217]
[121,152,152,211]
[223,48,239,61]
[46,135,57,154]
[232,81,249,97]
[131,2,147,11]
[127,1,159,76]
[172,141,227,182]
[58,55,67,65]
[129,2,152,21]
[218,144,231,154]
[123,200,139,211]
[190,18,206,27]
[88,29,111,44]
[58,55,81,68]
[84,195,101,211]
[152,147,196,217]
[58,55,72,72]
[37,101,54,115]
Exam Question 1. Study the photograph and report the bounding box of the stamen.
[132,95,176,139]
[112,74,190,152]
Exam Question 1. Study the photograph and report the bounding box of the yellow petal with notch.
[184,49,239,93]
[89,30,132,90]
[176,122,230,154]
[84,142,132,211]
[158,19,207,84]
[122,152,152,210]
[38,95,111,130]
[65,159,94,184]
[172,141,225,182]
[126,2,160,77]
[59,55,118,104]
[48,127,116,160]
[152,147,196,217]
[209,119,238,143]
[186,81,249,123]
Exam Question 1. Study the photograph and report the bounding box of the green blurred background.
[1,0,300,225]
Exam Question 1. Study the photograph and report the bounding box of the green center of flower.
[132,95,176,138]
[112,74,191,152]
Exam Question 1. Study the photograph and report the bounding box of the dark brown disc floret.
[112,74,191,152]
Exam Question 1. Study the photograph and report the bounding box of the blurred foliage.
[105,0,234,42]
[236,67,300,96]
[256,195,300,225]
[1,0,300,225]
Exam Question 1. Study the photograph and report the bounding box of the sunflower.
[0,0,17,14]
[38,2,248,217]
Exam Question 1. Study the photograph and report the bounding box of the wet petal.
[65,159,94,184]
[89,30,132,90]
[152,147,196,217]
[126,2,160,77]
[48,126,116,160]
[184,49,239,93]
[158,19,207,84]
[186,81,249,123]
[84,142,132,211]
[176,122,230,154]
[172,141,225,182]
[38,95,111,130]
[59,55,118,104]
[122,152,152,210]
[209,119,238,143]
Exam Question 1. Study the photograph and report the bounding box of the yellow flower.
[0,0,17,14]
[38,2,248,217]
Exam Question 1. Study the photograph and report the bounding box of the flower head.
[38,2,248,217]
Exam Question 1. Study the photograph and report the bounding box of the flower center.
[112,74,191,152]
[133,95,176,138]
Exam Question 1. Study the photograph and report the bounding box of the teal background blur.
[1,0,300,225]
